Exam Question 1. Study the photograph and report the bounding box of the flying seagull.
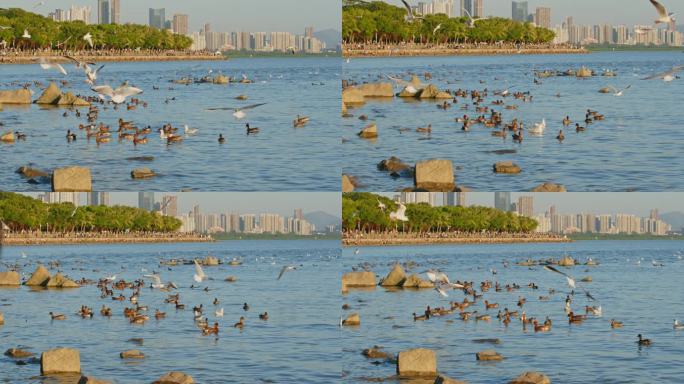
[463,8,487,28]
[649,0,675,24]
[38,58,67,75]
[543,265,575,288]
[277,265,296,280]
[65,55,96,69]
[401,0,424,23]
[144,273,166,289]
[91,83,143,104]
[83,32,93,48]
[206,103,267,120]
[22,29,31,39]
[193,259,207,283]
[84,64,105,85]
[642,65,684,82]
[432,24,442,34]
[389,203,409,222]
[607,84,631,96]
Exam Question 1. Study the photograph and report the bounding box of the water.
[342,52,684,191]
[0,58,341,191]
[0,240,340,383]
[341,240,684,383]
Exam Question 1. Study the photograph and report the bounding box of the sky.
[5,0,340,33]
[383,0,682,27]
[24,192,341,217]
[379,192,684,216]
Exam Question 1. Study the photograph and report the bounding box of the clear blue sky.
[383,0,682,26]
[5,0,340,33]
[380,193,684,216]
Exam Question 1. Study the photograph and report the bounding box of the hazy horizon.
[4,0,340,34]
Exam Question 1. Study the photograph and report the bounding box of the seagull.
[425,269,451,285]
[608,84,631,96]
[33,1,45,9]
[642,65,684,82]
[184,125,199,135]
[38,58,67,75]
[435,285,449,297]
[0,26,11,30]
[21,252,27,259]
[432,24,442,34]
[401,0,424,22]
[463,8,487,28]
[65,55,95,69]
[144,274,166,289]
[84,64,105,85]
[389,203,409,222]
[103,274,116,282]
[22,29,31,39]
[377,199,386,211]
[543,265,576,289]
[674,319,684,330]
[206,103,267,120]
[215,308,224,317]
[528,118,546,135]
[649,0,676,24]
[83,32,94,48]
[354,248,360,255]
[193,259,207,283]
[277,265,296,280]
[91,83,143,104]
[386,74,426,91]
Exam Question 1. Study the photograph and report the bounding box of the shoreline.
[1,235,213,246]
[342,235,571,247]
[0,53,226,65]
[343,46,587,58]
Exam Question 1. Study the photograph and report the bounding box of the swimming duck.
[575,123,585,132]
[637,334,651,346]
[416,124,432,133]
[49,312,66,320]
[484,300,498,310]
[246,124,260,135]
[213,298,220,306]
[100,305,112,317]
[66,130,77,142]
[218,134,225,144]
[610,319,623,328]
[155,310,166,319]
[562,116,571,126]
[413,312,429,321]
[512,130,523,143]
[556,130,565,142]
[259,312,269,321]
[474,312,491,321]
[533,319,551,332]
[202,322,219,336]
[673,320,684,330]
[14,131,26,140]
[568,312,585,323]
[233,316,245,329]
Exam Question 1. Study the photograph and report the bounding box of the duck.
[243,303,250,311]
[567,312,585,323]
[133,134,148,145]
[474,312,491,321]
[575,123,585,132]
[556,130,565,142]
[100,305,112,316]
[673,320,684,330]
[15,131,26,140]
[155,310,166,319]
[218,134,225,144]
[413,312,429,321]
[49,312,66,320]
[202,322,219,335]
[484,300,498,310]
[416,124,432,133]
[213,298,220,305]
[259,312,269,321]
[246,124,260,134]
[233,316,245,329]
[66,129,77,142]
[512,129,523,143]
[533,319,551,332]
[585,305,602,316]
[637,334,652,346]
[167,134,183,144]
[562,116,571,126]
[610,319,623,328]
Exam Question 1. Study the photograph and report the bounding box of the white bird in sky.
[401,0,424,23]
[91,83,143,104]
[389,203,409,222]
[83,32,94,48]
[206,103,267,120]
[544,265,576,289]
[642,65,684,82]
[608,84,631,96]
[22,29,31,39]
[277,265,296,280]
[462,8,487,28]
[649,0,676,24]
[84,64,105,85]
[193,259,207,283]
[432,24,442,34]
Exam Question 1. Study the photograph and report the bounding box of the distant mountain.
[313,29,341,49]
[304,211,341,231]
[661,211,684,231]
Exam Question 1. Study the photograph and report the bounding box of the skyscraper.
[87,192,109,206]
[161,196,178,217]
[535,7,551,29]
[305,27,314,38]
[110,0,120,24]
[172,14,189,35]
[460,0,473,16]
[294,208,303,220]
[494,192,511,212]
[149,8,166,29]
[512,1,527,22]
[517,196,534,217]
[444,192,466,207]
[138,192,155,211]
[98,0,110,24]
[473,0,484,18]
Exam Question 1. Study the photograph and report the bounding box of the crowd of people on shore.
[0,47,221,63]
[343,229,566,241]
[2,230,211,243]
[343,41,585,55]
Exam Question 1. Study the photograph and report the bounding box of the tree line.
[0,8,192,50]
[342,0,555,44]
[343,192,538,233]
[0,192,182,233]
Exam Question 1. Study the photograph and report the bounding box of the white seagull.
[463,8,487,28]
[184,125,199,135]
[432,24,442,34]
[649,0,676,24]
[22,29,31,39]
[642,65,684,82]
[84,64,105,85]
[206,103,267,120]
[83,32,94,48]
[543,265,576,289]
[401,0,424,23]
[144,273,166,289]
[277,265,296,280]
[91,83,143,104]
[193,259,207,283]
[528,118,546,135]
[608,84,631,96]
[389,203,409,222]
[674,319,684,330]
[215,308,224,317]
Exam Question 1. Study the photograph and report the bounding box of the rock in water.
[342,88,365,105]
[0,271,20,286]
[1,132,15,143]
[35,82,63,104]
[414,159,455,191]
[341,271,376,287]
[342,313,360,326]
[78,376,113,384]
[342,174,355,192]
[509,371,551,384]
[493,161,522,174]
[380,264,407,286]
[131,168,156,179]
[531,182,566,192]
[52,166,92,192]
[0,89,32,104]
[5,348,34,358]
[203,256,219,266]
[378,157,411,173]
[397,348,437,377]
[357,123,378,139]
[362,347,390,359]
[476,350,504,361]
[41,348,81,374]
[557,256,575,267]
[152,371,195,384]
[45,272,80,288]
[25,265,51,286]
[120,350,145,359]
[355,82,394,97]
[401,274,434,288]
[57,92,90,106]
[435,375,468,384]
[0,312,3,325]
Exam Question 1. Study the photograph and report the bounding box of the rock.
[1,132,15,143]
[79,376,113,384]
[0,271,20,286]
[126,156,155,162]
[380,264,407,286]
[418,84,451,99]
[227,259,242,266]
[557,256,575,267]
[120,349,145,359]
[25,265,51,286]
[41,348,81,375]
[476,350,503,361]
[401,274,434,289]
[342,88,365,105]
[203,256,219,266]
[342,174,355,192]
[356,82,394,97]
[0,89,32,104]
[576,67,593,78]
[0,312,3,325]
[236,95,248,100]
[52,166,92,192]
[341,271,376,287]
[509,371,551,384]
[598,87,611,94]
[342,313,360,326]
[224,276,237,282]
[45,272,80,288]
[35,82,63,104]
[531,183,566,192]
[397,86,419,97]
[213,75,229,84]
[397,348,437,377]
[57,92,90,106]
[152,371,195,384]
[493,161,521,174]
[358,123,378,138]
[435,375,468,384]
[16,166,49,178]
[415,159,455,191]
[131,168,156,179]
[473,338,501,344]
[5,348,34,358]
[581,276,592,282]
[378,157,411,173]
[363,347,391,359]
[341,101,348,114]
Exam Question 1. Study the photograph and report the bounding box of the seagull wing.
[91,85,114,97]
[114,86,143,98]
[385,74,411,87]
[240,103,267,111]
[435,285,448,297]
[194,260,206,279]
[144,274,162,285]
[401,0,413,16]
[277,266,289,280]
[650,0,668,18]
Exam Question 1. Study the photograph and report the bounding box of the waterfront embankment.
[343,43,587,57]
[343,232,570,246]
[1,231,213,246]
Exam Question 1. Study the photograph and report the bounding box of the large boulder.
[356,82,394,97]
[380,264,406,286]
[52,166,92,192]
[397,348,437,377]
[0,312,3,325]
[45,272,80,288]
[358,123,378,139]
[531,183,566,192]
[25,264,51,286]
[35,82,63,104]
[152,371,195,384]
[509,371,551,384]
[342,174,355,192]
[342,271,376,287]
[493,161,521,174]
[41,348,81,375]
[0,89,32,104]
[57,92,90,106]
[415,159,455,191]
[203,256,219,266]
[131,168,157,179]
[213,75,229,84]
[342,313,361,326]
[1,132,15,143]
[418,85,452,99]
[0,271,20,286]
[401,274,434,289]
[557,256,575,267]
[342,88,365,105]
[476,350,504,361]
[120,349,145,359]
[378,157,411,173]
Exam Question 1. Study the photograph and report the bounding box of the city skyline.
[4,0,340,33]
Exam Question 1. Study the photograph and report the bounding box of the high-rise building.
[40,193,81,206]
[473,0,484,17]
[161,196,178,217]
[535,7,551,29]
[110,0,120,24]
[494,192,511,212]
[517,196,534,217]
[172,14,189,35]
[460,0,473,16]
[87,192,109,206]
[400,192,436,206]
[305,27,314,38]
[294,208,304,220]
[149,8,166,29]
[443,192,466,206]
[97,0,110,24]
[138,192,155,211]
[69,5,92,24]
[512,1,528,22]
[649,209,659,220]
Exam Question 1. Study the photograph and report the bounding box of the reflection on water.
[341,240,684,383]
